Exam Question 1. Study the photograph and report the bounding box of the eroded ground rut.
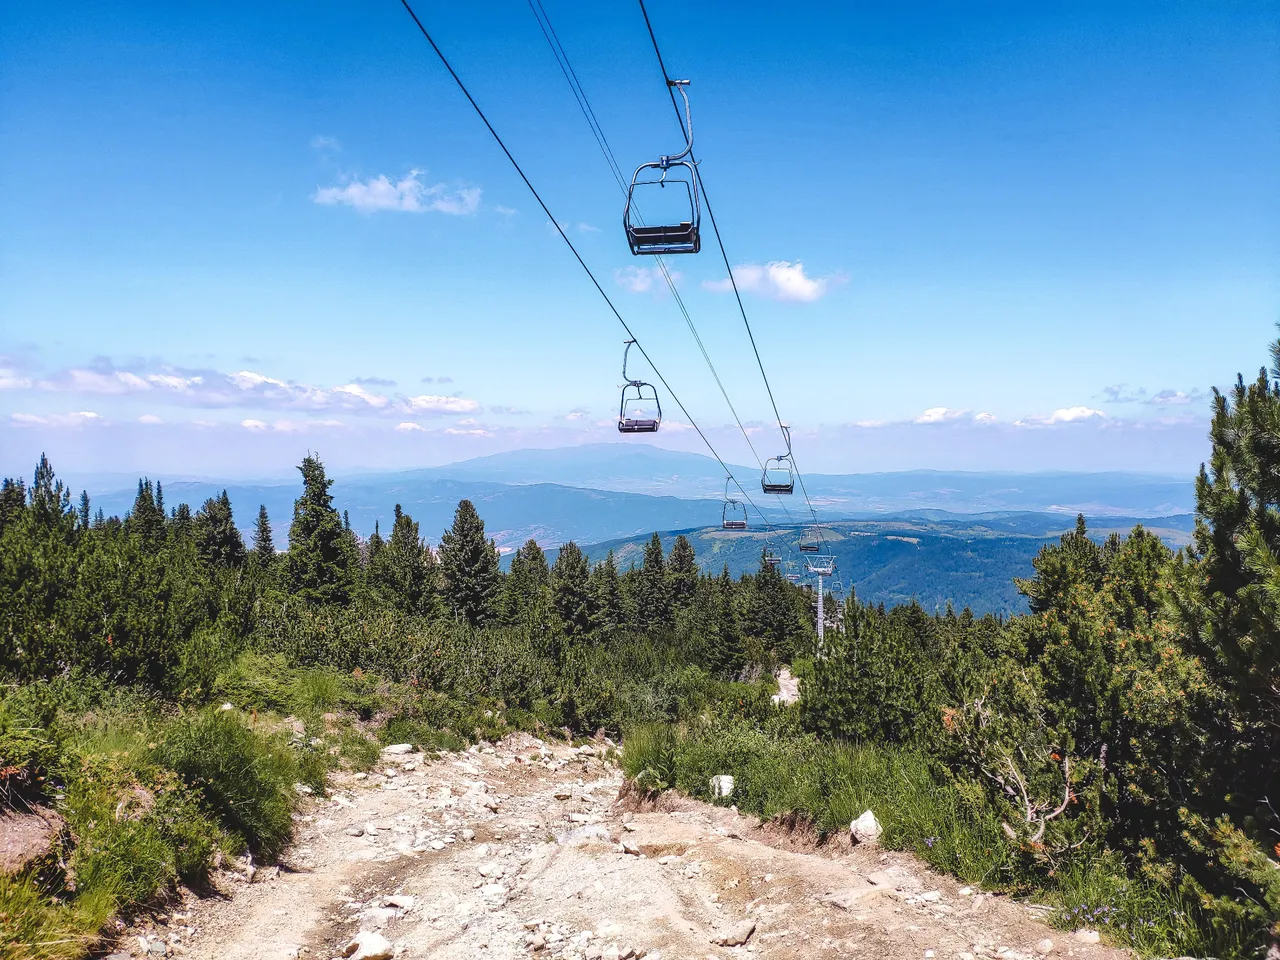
[116,736,1131,960]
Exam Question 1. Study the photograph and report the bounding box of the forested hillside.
[3,339,1280,958]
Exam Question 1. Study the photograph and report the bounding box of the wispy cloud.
[10,411,102,428]
[1147,389,1205,406]
[488,405,530,416]
[138,414,164,425]
[10,360,480,419]
[314,169,481,215]
[420,376,454,385]
[405,394,480,415]
[352,376,396,387]
[614,265,680,295]
[445,427,493,437]
[703,261,841,302]
[395,422,425,433]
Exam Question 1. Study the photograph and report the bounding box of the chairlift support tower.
[805,554,837,655]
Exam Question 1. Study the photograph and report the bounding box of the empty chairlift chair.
[799,525,823,553]
[721,477,748,530]
[761,425,795,495]
[617,339,662,434]
[624,80,701,256]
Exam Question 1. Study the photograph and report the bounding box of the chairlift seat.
[799,543,820,553]
[722,519,747,531]
[618,418,660,434]
[761,479,795,495]
[626,221,699,255]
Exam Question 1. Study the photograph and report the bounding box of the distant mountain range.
[571,513,1196,617]
[74,444,1197,615]
[79,442,1194,553]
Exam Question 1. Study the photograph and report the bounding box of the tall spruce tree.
[253,504,275,566]
[551,541,593,637]
[439,499,500,626]
[127,478,166,547]
[286,454,351,605]
[502,539,549,626]
[707,564,743,677]
[590,551,624,634]
[194,490,246,568]
[367,504,435,615]
[668,534,699,609]
[636,533,671,627]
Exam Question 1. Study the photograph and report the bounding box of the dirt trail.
[119,736,1130,960]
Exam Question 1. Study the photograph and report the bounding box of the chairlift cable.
[525,1,774,481]
[395,0,778,535]
[637,0,827,550]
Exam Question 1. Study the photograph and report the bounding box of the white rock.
[343,930,394,960]
[219,702,235,711]
[958,886,974,896]
[709,775,735,799]
[460,829,475,841]
[1035,939,1055,955]
[382,743,414,755]
[713,920,756,946]
[621,839,642,856]
[850,809,883,844]
[385,894,415,910]
[1073,930,1100,945]
[344,825,365,837]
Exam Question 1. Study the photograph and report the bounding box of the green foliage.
[252,503,275,566]
[550,541,592,638]
[286,455,351,606]
[156,708,300,859]
[194,490,245,568]
[439,499,501,626]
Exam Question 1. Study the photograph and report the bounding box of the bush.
[156,709,300,859]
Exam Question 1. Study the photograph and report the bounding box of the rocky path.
[118,736,1130,960]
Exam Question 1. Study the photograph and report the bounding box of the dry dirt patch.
[115,736,1132,960]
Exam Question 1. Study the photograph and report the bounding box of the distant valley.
[78,443,1196,616]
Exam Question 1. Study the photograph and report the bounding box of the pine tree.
[77,491,91,531]
[169,502,193,541]
[194,490,246,567]
[551,541,593,637]
[502,539,549,626]
[253,504,275,566]
[668,534,699,609]
[745,551,792,654]
[1166,341,1280,934]
[286,454,351,605]
[590,551,624,634]
[706,564,743,677]
[0,478,25,536]
[367,504,436,616]
[127,478,165,546]
[439,499,500,626]
[636,533,671,627]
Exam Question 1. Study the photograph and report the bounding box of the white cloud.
[445,427,493,437]
[495,205,518,216]
[395,421,425,433]
[1015,406,1107,427]
[0,369,33,390]
[915,406,969,424]
[1147,389,1203,406]
[310,135,341,151]
[138,414,164,425]
[272,418,344,433]
[405,394,480,415]
[11,411,102,428]
[241,419,269,431]
[973,412,997,423]
[313,169,481,215]
[703,261,840,302]
[614,265,680,295]
[53,368,201,394]
[333,383,390,408]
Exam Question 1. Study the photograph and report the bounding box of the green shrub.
[156,709,299,859]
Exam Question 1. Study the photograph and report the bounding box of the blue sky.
[2,1,1278,479]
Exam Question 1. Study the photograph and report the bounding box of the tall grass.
[621,717,1235,958]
